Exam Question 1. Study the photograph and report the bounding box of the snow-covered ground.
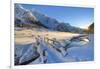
[15,33,94,65]
[65,34,94,61]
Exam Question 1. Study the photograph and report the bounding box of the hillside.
[88,23,94,33]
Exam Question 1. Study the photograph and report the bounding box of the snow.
[67,34,94,61]
[15,34,94,65]
[31,9,59,29]
[15,4,84,33]
[15,4,59,30]
[14,4,94,65]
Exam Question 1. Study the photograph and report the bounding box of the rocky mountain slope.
[15,4,84,33]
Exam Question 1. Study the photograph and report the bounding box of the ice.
[15,34,94,65]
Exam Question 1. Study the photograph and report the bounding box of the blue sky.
[21,4,94,29]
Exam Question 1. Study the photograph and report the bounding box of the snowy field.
[15,29,94,65]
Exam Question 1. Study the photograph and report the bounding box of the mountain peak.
[15,4,85,33]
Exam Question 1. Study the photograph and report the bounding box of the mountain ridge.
[15,4,84,33]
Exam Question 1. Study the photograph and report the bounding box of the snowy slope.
[15,4,59,29]
[15,4,38,25]
[31,9,59,29]
[15,4,84,33]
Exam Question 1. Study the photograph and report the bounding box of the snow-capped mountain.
[30,9,59,30]
[15,4,39,27]
[15,4,59,29]
[15,4,84,33]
